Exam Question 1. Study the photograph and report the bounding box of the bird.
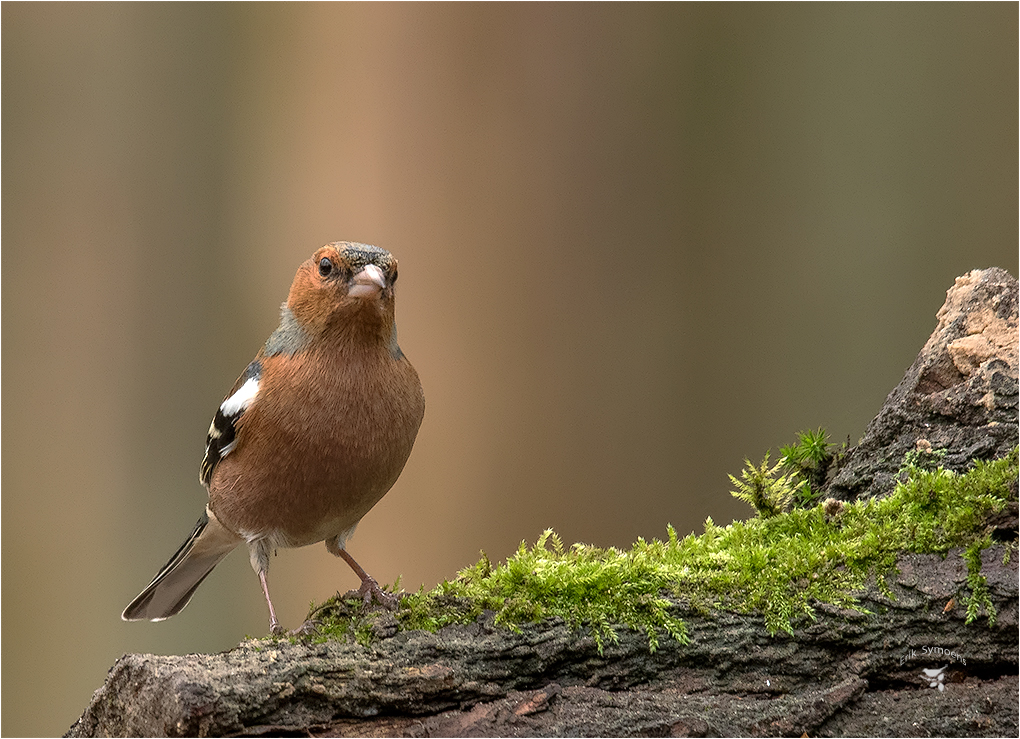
[122,241,425,633]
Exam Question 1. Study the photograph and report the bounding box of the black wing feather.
[200,359,262,486]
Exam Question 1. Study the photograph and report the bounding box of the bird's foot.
[344,576,403,611]
[288,619,322,636]
[268,619,320,637]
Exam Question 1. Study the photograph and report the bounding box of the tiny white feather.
[220,377,259,417]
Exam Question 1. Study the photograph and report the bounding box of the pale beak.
[348,264,387,299]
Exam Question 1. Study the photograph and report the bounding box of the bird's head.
[286,242,400,341]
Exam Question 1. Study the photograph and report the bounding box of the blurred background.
[3,4,1016,735]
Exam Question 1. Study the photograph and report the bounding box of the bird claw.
[268,619,321,637]
[344,578,403,611]
[288,619,322,636]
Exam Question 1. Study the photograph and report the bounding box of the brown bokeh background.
[3,4,1017,735]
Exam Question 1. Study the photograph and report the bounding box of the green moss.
[901,445,949,472]
[729,453,805,518]
[962,536,997,627]
[781,428,841,508]
[305,447,1017,653]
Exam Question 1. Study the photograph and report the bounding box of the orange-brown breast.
[208,342,424,547]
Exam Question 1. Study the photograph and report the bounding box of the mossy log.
[69,268,1018,738]
[70,544,1017,737]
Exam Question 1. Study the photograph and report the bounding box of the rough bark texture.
[70,547,1018,738]
[70,269,1019,738]
[827,267,1018,502]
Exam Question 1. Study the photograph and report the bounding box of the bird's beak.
[348,264,387,299]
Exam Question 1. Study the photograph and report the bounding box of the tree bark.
[68,547,1018,737]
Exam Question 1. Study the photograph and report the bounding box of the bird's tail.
[122,507,241,621]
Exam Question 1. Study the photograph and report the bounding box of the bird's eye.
[318,258,334,277]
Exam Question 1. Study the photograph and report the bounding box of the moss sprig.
[729,452,805,518]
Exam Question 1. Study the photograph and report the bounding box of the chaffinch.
[122,242,425,634]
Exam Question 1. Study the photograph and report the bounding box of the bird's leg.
[325,538,401,610]
[258,569,283,635]
[250,541,285,634]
